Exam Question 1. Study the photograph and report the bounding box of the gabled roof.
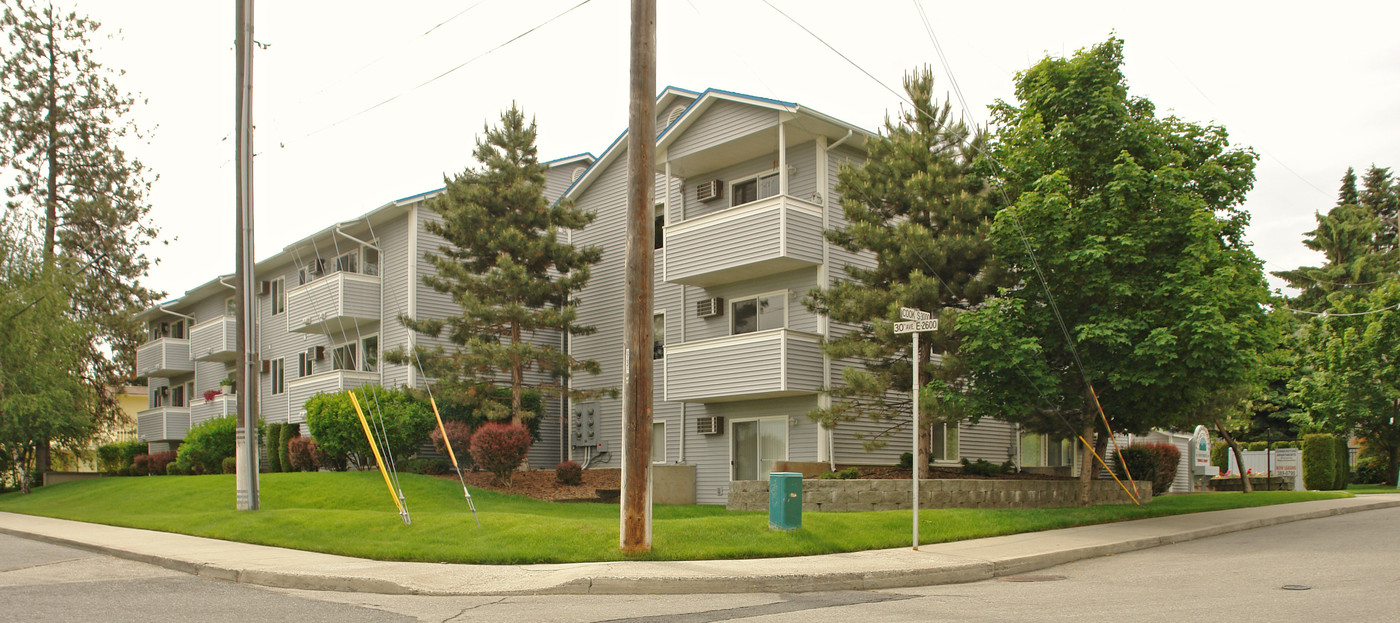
[563,87,874,201]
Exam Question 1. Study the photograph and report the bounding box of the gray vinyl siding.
[665,199,823,285]
[188,316,234,362]
[665,330,822,403]
[657,96,696,134]
[414,209,458,360]
[259,259,319,423]
[958,417,1018,464]
[376,213,414,390]
[682,268,820,343]
[683,395,819,505]
[785,141,818,203]
[285,371,379,425]
[669,100,776,161]
[546,164,587,205]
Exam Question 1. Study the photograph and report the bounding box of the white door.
[731,417,787,481]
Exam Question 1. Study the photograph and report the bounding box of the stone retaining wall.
[727,478,1152,512]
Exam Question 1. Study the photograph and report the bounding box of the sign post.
[896,307,936,550]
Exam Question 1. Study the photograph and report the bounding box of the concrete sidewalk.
[3,495,1398,596]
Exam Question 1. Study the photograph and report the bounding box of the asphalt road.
[3,506,1398,622]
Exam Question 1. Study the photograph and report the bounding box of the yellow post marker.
[350,391,409,523]
[428,394,480,526]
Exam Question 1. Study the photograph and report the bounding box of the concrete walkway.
[3,495,1398,596]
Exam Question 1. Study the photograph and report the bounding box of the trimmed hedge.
[97,440,147,474]
[1333,436,1350,490]
[278,423,298,473]
[176,415,238,475]
[1303,433,1337,490]
[221,456,237,474]
[1211,441,1229,471]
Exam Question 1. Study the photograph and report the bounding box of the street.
[3,506,1398,622]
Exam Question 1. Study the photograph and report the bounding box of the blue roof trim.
[556,131,626,202]
[543,152,596,166]
[394,187,445,204]
[654,87,799,143]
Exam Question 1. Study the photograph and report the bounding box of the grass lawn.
[1346,483,1400,494]
[0,472,1350,564]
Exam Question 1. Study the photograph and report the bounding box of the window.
[930,421,960,462]
[332,342,357,371]
[363,248,380,276]
[298,352,314,378]
[652,314,665,360]
[270,278,285,316]
[171,319,186,339]
[270,358,285,395]
[731,172,779,207]
[1020,432,1073,467]
[654,207,665,250]
[731,417,788,481]
[361,335,378,372]
[171,383,186,408]
[298,265,312,286]
[333,251,358,275]
[652,422,666,464]
[731,292,785,335]
[225,297,236,317]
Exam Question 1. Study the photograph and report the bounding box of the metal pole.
[234,0,259,511]
[620,0,656,554]
[912,330,919,551]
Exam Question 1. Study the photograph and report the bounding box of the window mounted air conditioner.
[695,180,723,203]
[696,297,724,318]
[696,416,724,435]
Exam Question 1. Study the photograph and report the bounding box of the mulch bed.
[442,465,1070,503]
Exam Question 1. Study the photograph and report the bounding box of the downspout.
[825,129,854,152]
[159,305,195,323]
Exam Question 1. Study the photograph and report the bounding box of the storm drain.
[1281,584,1312,591]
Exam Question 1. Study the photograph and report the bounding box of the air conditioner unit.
[310,259,325,275]
[260,359,271,374]
[696,297,724,318]
[695,179,723,203]
[307,346,324,361]
[259,280,271,295]
[696,416,724,435]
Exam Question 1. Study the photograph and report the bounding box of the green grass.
[1346,483,1400,494]
[0,473,1350,564]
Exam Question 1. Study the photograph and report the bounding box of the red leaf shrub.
[555,460,582,486]
[132,454,151,476]
[288,437,317,472]
[146,451,178,476]
[1142,442,1182,495]
[469,423,532,485]
[1113,442,1182,495]
[430,420,475,470]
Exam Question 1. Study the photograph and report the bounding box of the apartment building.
[131,156,590,467]
[133,87,1068,502]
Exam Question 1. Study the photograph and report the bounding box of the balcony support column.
[778,120,788,196]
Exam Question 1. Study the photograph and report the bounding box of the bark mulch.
[442,468,622,502]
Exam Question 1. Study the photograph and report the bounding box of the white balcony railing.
[189,316,237,363]
[134,338,193,379]
[285,272,381,335]
[137,406,191,442]
[664,329,823,403]
[665,195,825,287]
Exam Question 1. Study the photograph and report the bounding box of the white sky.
[69,0,1400,299]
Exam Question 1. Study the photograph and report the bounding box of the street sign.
[900,307,931,321]
[894,319,937,334]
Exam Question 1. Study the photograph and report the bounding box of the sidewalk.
[3,495,1398,596]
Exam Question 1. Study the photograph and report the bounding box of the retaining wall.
[727,478,1152,512]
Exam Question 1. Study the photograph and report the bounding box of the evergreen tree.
[953,38,1270,503]
[1360,165,1398,253]
[805,68,999,478]
[0,0,159,472]
[1273,167,1397,311]
[395,104,608,433]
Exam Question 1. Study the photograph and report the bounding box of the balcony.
[137,406,191,442]
[190,393,237,426]
[189,316,236,362]
[134,338,193,379]
[286,370,380,421]
[285,272,381,335]
[664,195,825,287]
[664,329,823,403]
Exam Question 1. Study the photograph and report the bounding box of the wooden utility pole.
[620,0,656,554]
[234,0,260,511]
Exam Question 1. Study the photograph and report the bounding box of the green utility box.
[768,472,803,531]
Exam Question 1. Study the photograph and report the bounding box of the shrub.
[817,467,862,480]
[1355,456,1387,484]
[176,415,238,475]
[97,440,146,474]
[398,458,451,475]
[960,457,1002,477]
[115,466,133,477]
[1303,433,1337,490]
[146,451,177,475]
[221,456,237,474]
[430,420,475,470]
[287,436,316,472]
[279,423,299,473]
[556,460,583,485]
[305,386,434,469]
[1333,436,1350,490]
[1211,441,1229,471]
[311,441,342,471]
[425,384,546,442]
[1143,442,1181,495]
[1111,445,1157,491]
[263,423,283,470]
[132,454,150,476]
[165,463,183,476]
[898,452,913,469]
[470,423,532,485]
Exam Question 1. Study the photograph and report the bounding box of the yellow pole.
[429,395,461,469]
[1077,435,1142,506]
[350,391,407,519]
[1090,386,1140,495]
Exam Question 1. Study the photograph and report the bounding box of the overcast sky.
[70,0,1400,299]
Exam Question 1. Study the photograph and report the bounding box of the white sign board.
[900,307,931,321]
[894,319,937,334]
[1191,425,1211,468]
[1273,448,1301,479]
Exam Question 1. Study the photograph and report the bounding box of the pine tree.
[805,68,1000,478]
[1273,168,1396,311]
[0,0,159,472]
[396,104,609,433]
[1360,165,1398,253]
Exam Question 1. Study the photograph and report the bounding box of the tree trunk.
[1214,419,1251,493]
[1077,419,1096,506]
[36,7,59,477]
[509,320,526,469]
[1387,444,1399,487]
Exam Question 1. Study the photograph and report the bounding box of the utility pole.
[234,0,260,511]
[620,0,656,554]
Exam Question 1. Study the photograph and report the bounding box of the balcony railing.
[137,406,191,442]
[663,329,823,403]
[285,272,381,335]
[189,316,236,363]
[134,338,193,379]
[664,195,824,287]
[190,394,237,426]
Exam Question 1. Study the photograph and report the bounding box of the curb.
[3,496,1399,596]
